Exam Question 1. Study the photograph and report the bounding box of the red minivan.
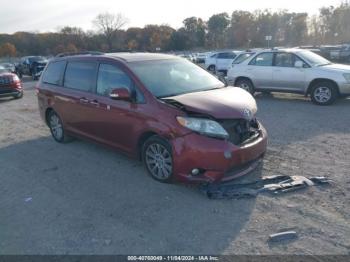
[37,53,267,184]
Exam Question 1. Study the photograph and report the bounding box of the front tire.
[142,136,174,183]
[48,111,73,143]
[236,78,255,95]
[208,65,216,74]
[310,81,338,105]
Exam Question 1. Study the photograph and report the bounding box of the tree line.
[0,2,350,57]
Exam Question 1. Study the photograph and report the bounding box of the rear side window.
[42,61,66,85]
[64,62,96,92]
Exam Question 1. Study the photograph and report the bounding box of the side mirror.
[294,61,303,68]
[109,88,132,101]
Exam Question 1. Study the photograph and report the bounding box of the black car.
[17,56,48,80]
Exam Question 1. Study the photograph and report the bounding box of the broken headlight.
[177,116,229,139]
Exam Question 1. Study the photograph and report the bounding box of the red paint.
[37,54,268,183]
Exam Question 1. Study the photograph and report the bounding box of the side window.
[275,53,306,68]
[42,61,66,85]
[249,53,274,66]
[64,61,96,92]
[217,53,227,59]
[227,53,236,59]
[217,52,235,59]
[96,64,132,96]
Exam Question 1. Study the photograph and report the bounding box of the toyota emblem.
[243,108,252,119]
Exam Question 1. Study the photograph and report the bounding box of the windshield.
[129,58,225,98]
[298,50,331,66]
[233,53,255,64]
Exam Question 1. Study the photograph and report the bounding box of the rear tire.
[236,78,255,95]
[310,81,338,105]
[142,136,174,183]
[48,111,73,143]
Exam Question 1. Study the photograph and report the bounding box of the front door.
[85,63,144,153]
[272,52,307,91]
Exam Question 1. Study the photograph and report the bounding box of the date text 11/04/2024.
[127,256,219,261]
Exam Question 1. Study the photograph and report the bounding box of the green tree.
[207,13,230,49]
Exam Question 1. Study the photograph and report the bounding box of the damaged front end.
[160,97,268,184]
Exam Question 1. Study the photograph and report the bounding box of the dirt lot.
[0,79,349,255]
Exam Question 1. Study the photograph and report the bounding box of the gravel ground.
[0,79,349,255]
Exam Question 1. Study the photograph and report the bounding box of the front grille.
[219,118,260,145]
[0,76,11,86]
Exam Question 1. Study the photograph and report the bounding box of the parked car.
[178,54,195,63]
[37,53,267,184]
[205,51,241,75]
[0,65,23,99]
[329,44,350,62]
[17,56,48,80]
[195,52,209,63]
[320,45,343,60]
[227,48,350,105]
[0,62,16,74]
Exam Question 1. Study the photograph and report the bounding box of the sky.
[0,0,344,34]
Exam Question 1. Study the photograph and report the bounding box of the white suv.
[205,51,241,75]
[227,48,350,105]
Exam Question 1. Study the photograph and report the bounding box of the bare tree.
[93,12,129,51]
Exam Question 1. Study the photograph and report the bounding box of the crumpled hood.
[166,87,257,120]
[319,63,350,73]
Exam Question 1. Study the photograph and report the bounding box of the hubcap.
[145,143,172,180]
[239,83,250,92]
[50,114,63,140]
[314,87,331,103]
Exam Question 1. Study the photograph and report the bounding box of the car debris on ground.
[200,175,332,199]
[268,231,298,243]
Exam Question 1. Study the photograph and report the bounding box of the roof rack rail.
[56,51,104,58]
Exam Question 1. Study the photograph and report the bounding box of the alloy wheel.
[314,86,331,103]
[49,113,63,141]
[145,143,172,180]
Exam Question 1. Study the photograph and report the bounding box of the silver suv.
[227,48,350,105]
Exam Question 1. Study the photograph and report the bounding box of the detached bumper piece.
[200,175,332,199]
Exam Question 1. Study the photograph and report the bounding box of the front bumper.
[172,123,268,183]
[0,86,23,98]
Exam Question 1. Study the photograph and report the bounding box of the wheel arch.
[137,131,159,160]
[45,107,54,126]
[234,76,255,88]
[306,78,340,95]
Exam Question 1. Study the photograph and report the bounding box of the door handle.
[79,98,89,104]
[90,100,100,107]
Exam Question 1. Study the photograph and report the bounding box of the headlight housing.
[343,73,350,83]
[176,116,229,139]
